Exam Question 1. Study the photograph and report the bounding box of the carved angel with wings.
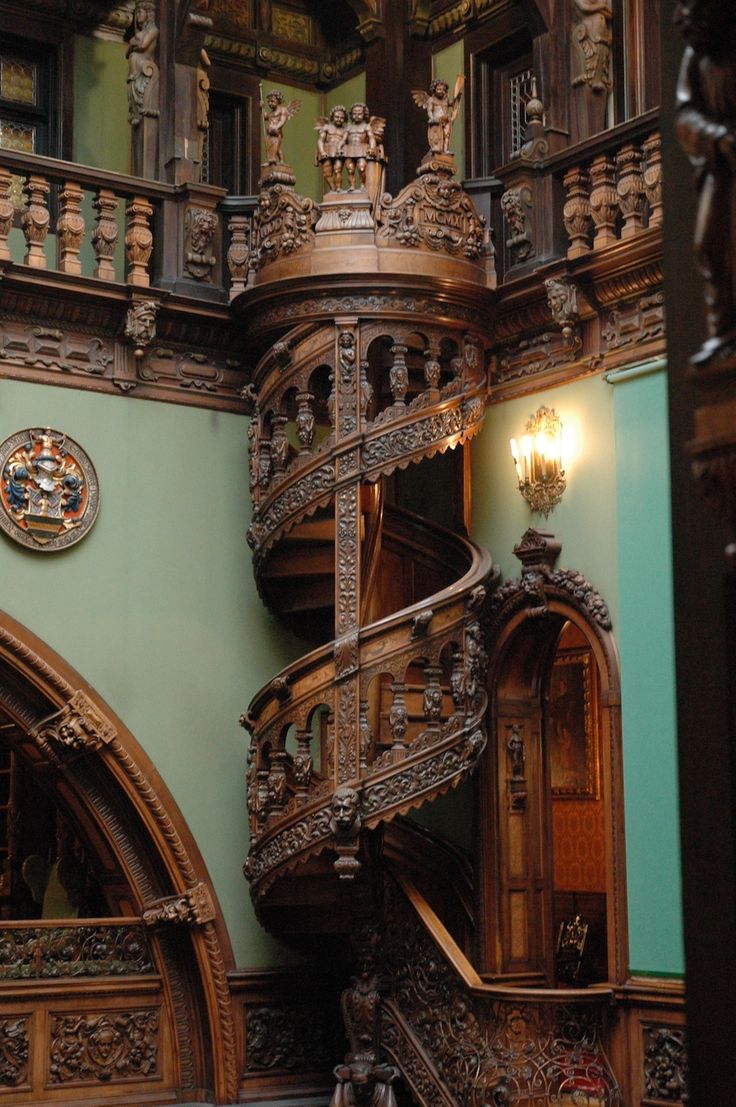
[412,75,465,155]
[260,87,302,165]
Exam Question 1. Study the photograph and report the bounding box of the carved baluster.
[267,748,288,818]
[358,699,372,772]
[423,340,441,400]
[295,391,315,455]
[388,681,408,756]
[22,174,50,268]
[358,358,372,423]
[450,646,465,712]
[125,195,154,286]
[255,761,270,832]
[563,166,593,259]
[258,439,272,490]
[92,188,120,281]
[227,213,250,300]
[589,154,619,248]
[293,728,313,798]
[0,167,13,261]
[643,132,663,227]
[270,413,290,474]
[57,181,85,275]
[389,342,409,407]
[616,143,646,239]
[423,664,443,736]
[327,368,336,429]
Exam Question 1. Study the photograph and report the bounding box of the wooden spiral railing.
[237,158,497,907]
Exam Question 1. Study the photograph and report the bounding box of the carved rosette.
[33,689,116,757]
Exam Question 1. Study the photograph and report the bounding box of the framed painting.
[548,648,599,799]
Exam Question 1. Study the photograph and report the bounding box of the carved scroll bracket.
[32,689,117,759]
[142,881,216,926]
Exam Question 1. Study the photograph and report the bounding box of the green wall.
[0,379,303,968]
[74,36,131,174]
[612,367,683,975]
[472,369,683,975]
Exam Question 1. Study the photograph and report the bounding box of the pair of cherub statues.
[315,102,386,193]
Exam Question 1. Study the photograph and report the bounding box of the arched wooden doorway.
[0,612,238,1104]
[478,530,628,987]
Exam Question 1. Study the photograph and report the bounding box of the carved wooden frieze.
[245,1002,335,1073]
[377,174,486,260]
[0,1017,30,1088]
[601,292,665,352]
[33,689,116,756]
[0,924,153,978]
[48,1009,160,1084]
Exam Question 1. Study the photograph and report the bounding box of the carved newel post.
[675,0,736,549]
[126,0,159,178]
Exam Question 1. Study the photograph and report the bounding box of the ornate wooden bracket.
[142,881,216,926]
[32,689,117,758]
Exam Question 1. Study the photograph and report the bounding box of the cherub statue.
[315,104,348,193]
[572,0,613,94]
[260,86,301,165]
[344,102,380,190]
[411,76,465,156]
[675,0,736,364]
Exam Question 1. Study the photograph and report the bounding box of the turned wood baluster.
[388,681,409,756]
[389,342,409,407]
[358,699,372,772]
[57,180,85,275]
[423,664,443,737]
[643,133,663,227]
[270,413,290,474]
[227,214,250,300]
[0,167,12,261]
[589,154,619,248]
[267,748,289,819]
[125,195,154,286]
[294,729,313,798]
[563,166,593,259]
[92,188,119,281]
[616,142,646,239]
[423,340,441,400]
[295,391,315,455]
[22,174,50,268]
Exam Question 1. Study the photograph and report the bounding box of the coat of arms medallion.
[0,428,100,551]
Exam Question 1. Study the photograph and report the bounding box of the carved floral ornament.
[0,428,99,552]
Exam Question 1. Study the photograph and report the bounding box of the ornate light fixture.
[510,406,566,516]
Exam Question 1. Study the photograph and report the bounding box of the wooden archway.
[478,530,629,986]
[0,610,238,1104]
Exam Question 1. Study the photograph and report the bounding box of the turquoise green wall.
[472,369,683,975]
[433,40,465,179]
[0,379,303,968]
[612,367,683,975]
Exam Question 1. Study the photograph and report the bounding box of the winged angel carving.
[260,86,302,165]
[411,76,465,156]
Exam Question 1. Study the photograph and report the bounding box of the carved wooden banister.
[0,148,227,296]
[382,875,621,1107]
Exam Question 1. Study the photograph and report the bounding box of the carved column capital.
[142,881,216,926]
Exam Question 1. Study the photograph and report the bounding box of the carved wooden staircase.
[234,161,616,1106]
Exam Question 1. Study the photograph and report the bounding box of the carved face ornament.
[331,785,359,832]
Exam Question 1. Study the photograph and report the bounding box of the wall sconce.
[510,405,566,517]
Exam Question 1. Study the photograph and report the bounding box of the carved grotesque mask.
[331,786,359,832]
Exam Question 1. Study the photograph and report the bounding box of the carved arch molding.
[0,611,238,1104]
[480,528,629,985]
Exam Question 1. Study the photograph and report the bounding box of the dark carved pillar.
[364,1,431,193]
[662,1,736,1103]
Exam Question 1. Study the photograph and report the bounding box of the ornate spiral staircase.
[236,155,620,1106]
